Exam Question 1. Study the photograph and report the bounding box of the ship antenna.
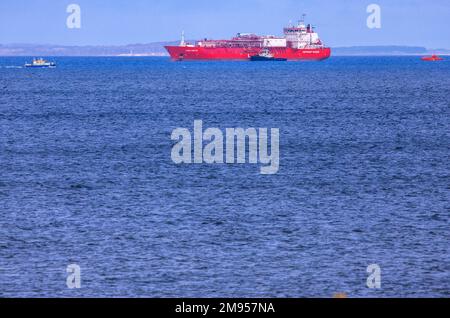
[300,13,306,25]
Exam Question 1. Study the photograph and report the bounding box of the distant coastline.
[1,43,449,57]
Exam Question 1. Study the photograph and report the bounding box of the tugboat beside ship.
[250,48,287,61]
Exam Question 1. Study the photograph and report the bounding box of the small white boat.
[25,58,56,68]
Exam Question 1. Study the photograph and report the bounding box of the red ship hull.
[165,46,331,61]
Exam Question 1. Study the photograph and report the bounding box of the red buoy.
[421,55,444,61]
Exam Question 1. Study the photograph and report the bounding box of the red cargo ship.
[165,17,331,61]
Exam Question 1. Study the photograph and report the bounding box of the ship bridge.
[283,18,323,49]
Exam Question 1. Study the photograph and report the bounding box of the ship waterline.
[165,46,331,61]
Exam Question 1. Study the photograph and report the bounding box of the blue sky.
[0,0,449,48]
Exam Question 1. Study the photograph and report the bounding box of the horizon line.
[0,43,449,50]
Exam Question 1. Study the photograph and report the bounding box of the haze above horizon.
[0,0,449,48]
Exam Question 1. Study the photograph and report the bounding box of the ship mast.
[180,31,186,46]
[299,13,306,26]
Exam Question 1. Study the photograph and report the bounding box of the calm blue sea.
[0,56,449,297]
